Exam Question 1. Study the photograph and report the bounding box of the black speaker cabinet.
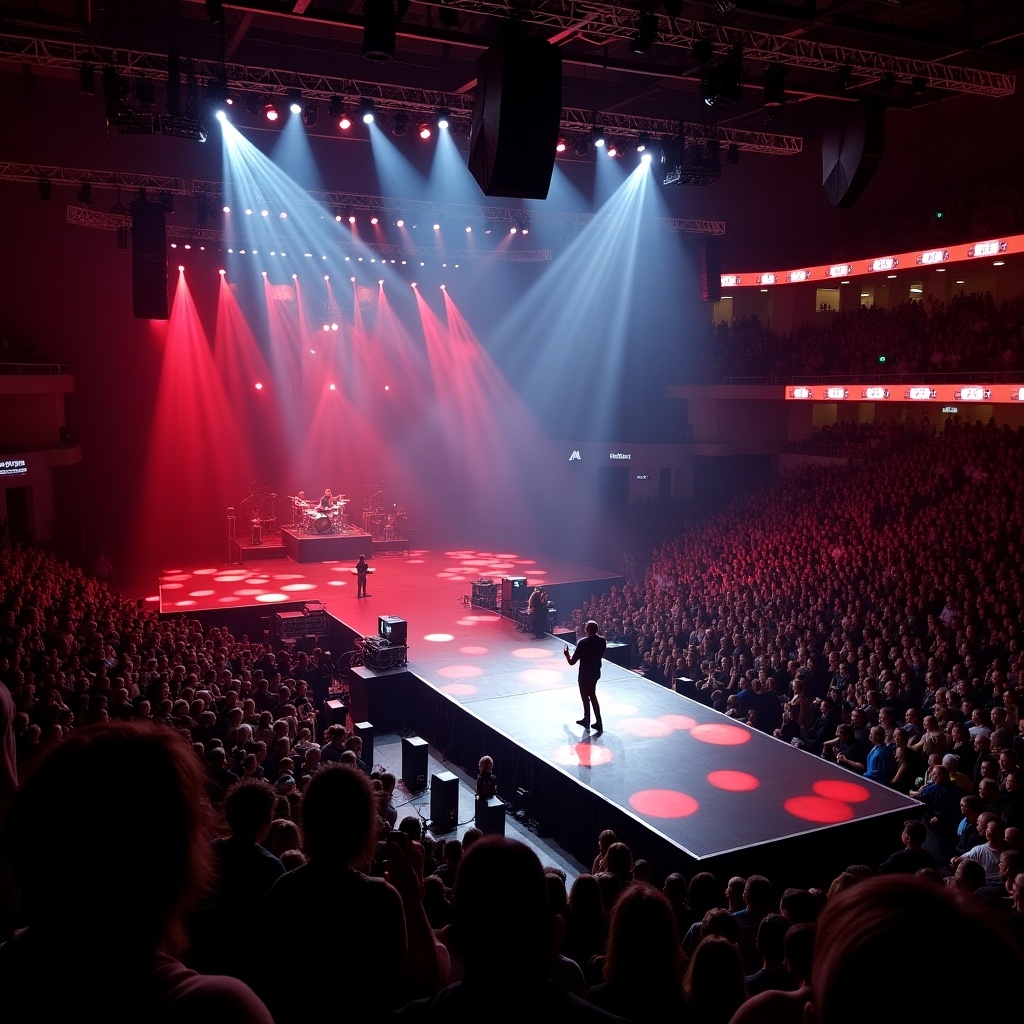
[468,30,562,199]
[354,720,374,770]
[131,200,168,319]
[822,98,885,209]
[430,771,460,833]
[325,699,348,726]
[501,576,528,616]
[402,735,429,792]
[700,236,721,303]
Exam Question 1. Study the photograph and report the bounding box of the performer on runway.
[355,554,370,598]
[527,587,548,639]
[564,620,607,734]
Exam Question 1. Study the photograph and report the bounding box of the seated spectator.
[685,935,747,1024]
[877,819,936,875]
[0,722,272,1022]
[583,883,687,1024]
[745,913,797,995]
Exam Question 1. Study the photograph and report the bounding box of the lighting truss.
[0,32,801,155]
[2,162,727,237]
[409,3,1014,97]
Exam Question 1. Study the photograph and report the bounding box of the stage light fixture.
[389,111,407,136]
[606,140,619,158]
[359,97,375,124]
[727,142,740,164]
[631,12,658,54]
[287,89,302,115]
[303,101,319,127]
[205,0,224,22]
[37,177,52,202]
[418,121,432,140]
[436,108,451,131]
[159,191,175,213]
[636,133,650,153]
[263,100,280,122]
[556,137,566,153]
[701,46,743,108]
[438,1,458,29]
[836,65,853,91]
[136,76,156,108]
[591,123,606,148]
[574,135,589,157]
[762,63,786,108]
[370,216,379,225]
[78,182,93,206]
[245,92,262,117]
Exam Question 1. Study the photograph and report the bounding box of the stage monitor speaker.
[131,200,168,319]
[475,795,506,836]
[700,236,721,303]
[325,699,348,726]
[822,98,885,209]
[430,771,460,833]
[402,735,429,792]
[378,615,407,647]
[355,720,374,770]
[468,30,562,199]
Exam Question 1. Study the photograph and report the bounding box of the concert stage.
[156,548,917,884]
[281,527,372,563]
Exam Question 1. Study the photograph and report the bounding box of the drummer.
[319,488,334,510]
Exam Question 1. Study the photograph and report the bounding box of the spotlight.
[436,108,450,131]
[836,65,854,91]
[636,133,650,153]
[396,218,405,227]
[606,140,619,158]
[38,178,52,202]
[303,101,319,127]
[556,137,566,153]
[370,216,379,225]
[574,135,589,157]
[632,12,658,54]
[158,191,175,213]
[762,63,786,108]
[263,100,280,122]
[417,121,432,140]
[393,111,408,136]
[591,123,606,148]
[287,89,302,115]
[362,0,399,62]
[79,62,95,94]
[78,182,93,206]
[702,46,743,108]
[206,70,229,109]
[727,142,740,164]
[245,92,262,117]
[359,97,375,124]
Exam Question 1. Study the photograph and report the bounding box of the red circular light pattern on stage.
[447,575,467,582]
[512,647,550,659]
[161,574,191,583]
[661,714,698,731]
[618,717,674,738]
[629,789,699,818]
[440,683,478,696]
[464,615,498,622]
[495,553,518,559]
[245,578,269,585]
[812,779,871,803]
[217,596,242,604]
[145,595,160,603]
[192,568,219,575]
[689,723,752,746]
[162,583,184,590]
[407,559,425,564]
[255,593,289,603]
[189,590,215,598]
[328,580,346,586]
[282,583,317,591]
[214,575,247,582]
[516,559,537,565]
[272,574,304,580]
[234,588,265,596]
[707,770,760,792]
[424,633,454,642]
[436,665,484,678]
[174,600,197,608]
[784,796,855,823]
[459,646,488,655]
[551,743,615,767]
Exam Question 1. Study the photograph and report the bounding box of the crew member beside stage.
[565,620,607,735]
[527,587,548,639]
[355,554,370,598]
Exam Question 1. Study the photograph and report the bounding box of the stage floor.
[157,548,917,863]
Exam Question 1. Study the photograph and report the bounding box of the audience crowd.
[3,416,1024,1020]
[689,292,1024,382]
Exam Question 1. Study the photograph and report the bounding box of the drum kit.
[290,495,352,534]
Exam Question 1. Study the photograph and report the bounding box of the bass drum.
[313,512,333,534]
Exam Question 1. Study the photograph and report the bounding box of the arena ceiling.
[1,0,1022,151]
